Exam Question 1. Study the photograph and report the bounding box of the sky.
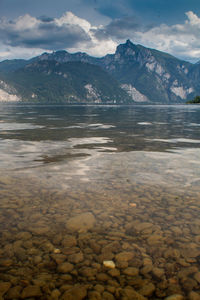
[0,0,200,62]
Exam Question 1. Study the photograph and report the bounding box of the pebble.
[115,251,134,262]
[88,290,101,300]
[164,295,184,300]
[108,268,120,277]
[65,212,96,232]
[194,272,200,283]
[139,282,156,296]
[188,291,200,300]
[62,235,77,247]
[57,262,74,273]
[68,252,84,263]
[120,287,147,300]
[103,260,116,269]
[152,267,165,278]
[102,291,115,299]
[5,286,22,299]
[21,285,42,299]
[94,284,105,293]
[60,286,87,300]
[0,282,11,296]
[51,289,61,300]
[123,267,139,276]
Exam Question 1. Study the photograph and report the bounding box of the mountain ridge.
[0,40,199,104]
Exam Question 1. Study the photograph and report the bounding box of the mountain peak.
[125,39,133,47]
[115,39,138,56]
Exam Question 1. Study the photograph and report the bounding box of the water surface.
[0,105,200,299]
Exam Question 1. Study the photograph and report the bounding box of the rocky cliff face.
[0,80,21,102]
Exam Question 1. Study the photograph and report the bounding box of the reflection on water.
[0,105,200,299]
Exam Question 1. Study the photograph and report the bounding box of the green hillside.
[0,60,131,104]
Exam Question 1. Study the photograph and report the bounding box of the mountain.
[0,60,131,104]
[100,40,194,103]
[0,39,200,103]
[35,40,197,103]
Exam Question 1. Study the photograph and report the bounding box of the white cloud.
[129,11,200,62]
[1,10,200,62]
[0,12,91,50]
[0,11,117,59]
[55,11,91,32]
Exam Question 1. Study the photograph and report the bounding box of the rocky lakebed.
[0,172,200,300]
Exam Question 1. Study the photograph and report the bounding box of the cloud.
[132,11,200,62]
[94,16,140,40]
[0,12,91,50]
[0,11,118,59]
[92,10,200,62]
[1,10,200,62]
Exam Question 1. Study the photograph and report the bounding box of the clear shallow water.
[0,105,200,299]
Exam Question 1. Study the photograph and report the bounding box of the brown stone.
[152,267,165,278]
[108,268,120,277]
[134,222,153,232]
[88,290,101,300]
[51,254,67,264]
[0,259,13,267]
[194,272,200,283]
[123,267,139,276]
[102,291,114,299]
[0,282,11,296]
[139,283,156,296]
[164,295,184,300]
[29,225,49,235]
[80,267,97,277]
[96,273,110,281]
[62,235,77,247]
[115,251,134,262]
[6,286,22,299]
[120,287,147,300]
[94,284,104,293]
[16,232,32,240]
[66,212,96,232]
[57,262,74,273]
[188,291,200,300]
[21,285,42,299]
[61,286,87,300]
[51,289,61,300]
[147,235,162,245]
[68,252,84,263]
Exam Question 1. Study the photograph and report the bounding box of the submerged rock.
[123,267,139,276]
[21,285,42,299]
[164,295,184,300]
[103,260,116,269]
[61,286,87,300]
[188,291,200,300]
[120,287,147,300]
[115,251,134,262]
[6,286,22,299]
[0,282,11,296]
[57,262,74,273]
[66,212,96,232]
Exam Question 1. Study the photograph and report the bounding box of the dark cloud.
[38,16,54,22]
[94,16,141,40]
[0,14,91,50]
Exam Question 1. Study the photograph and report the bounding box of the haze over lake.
[1,104,200,299]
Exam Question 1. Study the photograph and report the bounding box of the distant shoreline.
[0,102,195,106]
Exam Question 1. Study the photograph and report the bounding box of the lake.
[0,104,200,299]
